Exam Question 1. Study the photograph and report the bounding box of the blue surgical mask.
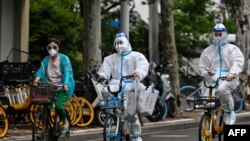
[48,49,58,57]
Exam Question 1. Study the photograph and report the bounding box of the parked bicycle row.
[0,83,95,138]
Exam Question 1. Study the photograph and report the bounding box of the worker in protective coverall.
[97,32,149,141]
[199,23,244,125]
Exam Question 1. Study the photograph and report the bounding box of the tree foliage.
[173,0,215,58]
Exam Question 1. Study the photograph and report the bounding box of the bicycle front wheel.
[180,85,200,112]
[28,104,41,124]
[199,114,212,141]
[0,105,8,138]
[32,110,50,141]
[103,114,119,141]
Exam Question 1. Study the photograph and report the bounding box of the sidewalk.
[1,110,250,141]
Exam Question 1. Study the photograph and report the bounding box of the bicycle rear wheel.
[199,114,212,141]
[0,105,8,138]
[103,114,119,141]
[217,111,224,141]
[180,85,201,112]
[232,90,244,113]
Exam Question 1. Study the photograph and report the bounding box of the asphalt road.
[143,121,250,141]
[1,111,250,141]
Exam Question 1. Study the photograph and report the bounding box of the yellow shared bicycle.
[194,76,227,141]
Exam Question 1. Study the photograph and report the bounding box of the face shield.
[212,23,228,46]
[113,32,131,54]
[114,37,128,53]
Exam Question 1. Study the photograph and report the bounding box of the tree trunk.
[160,0,181,116]
[81,0,102,73]
[228,0,250,108]
[149,0,159,64]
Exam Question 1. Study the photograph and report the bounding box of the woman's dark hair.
[48,37,61,47]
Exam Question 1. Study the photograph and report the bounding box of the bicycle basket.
[100,96,123,110]
[194,96,220,109]
[6,48,29,62]
[0,62,35,82]
[30,85,57,104]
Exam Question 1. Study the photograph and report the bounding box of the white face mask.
[114,39,128,54]
[48,49,58,57]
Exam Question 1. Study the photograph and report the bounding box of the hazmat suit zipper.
[218,41,222,77]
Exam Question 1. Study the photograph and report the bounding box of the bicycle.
[30,83,70,141]
[180,77,244,113]
[194,76,228,141]
[102,75,136,141]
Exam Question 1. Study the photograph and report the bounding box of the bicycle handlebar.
[107,75,135,96]
[202,76,227,89]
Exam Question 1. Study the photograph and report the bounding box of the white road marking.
[150,135,190,138]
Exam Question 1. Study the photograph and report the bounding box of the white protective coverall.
[98,32,149,141]
[199,23,244,125]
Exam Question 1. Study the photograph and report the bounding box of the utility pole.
[120,0,129,37]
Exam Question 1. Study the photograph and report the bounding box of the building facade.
[0,0,29,62]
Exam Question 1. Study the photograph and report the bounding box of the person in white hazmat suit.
[199,23,244,125]
[97,32,149,141]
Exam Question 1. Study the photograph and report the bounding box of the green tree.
[174,0,215,58]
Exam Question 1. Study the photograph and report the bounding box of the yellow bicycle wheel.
[49,100,76,126]
[0,105,8,138]
[69,96,83,126]
[28,104,41,124]
[65,100,76,125]
[76,97,95,127]
[199,114,212,141]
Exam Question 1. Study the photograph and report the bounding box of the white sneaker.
[224,111,236,125]
[61,119,69,134]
